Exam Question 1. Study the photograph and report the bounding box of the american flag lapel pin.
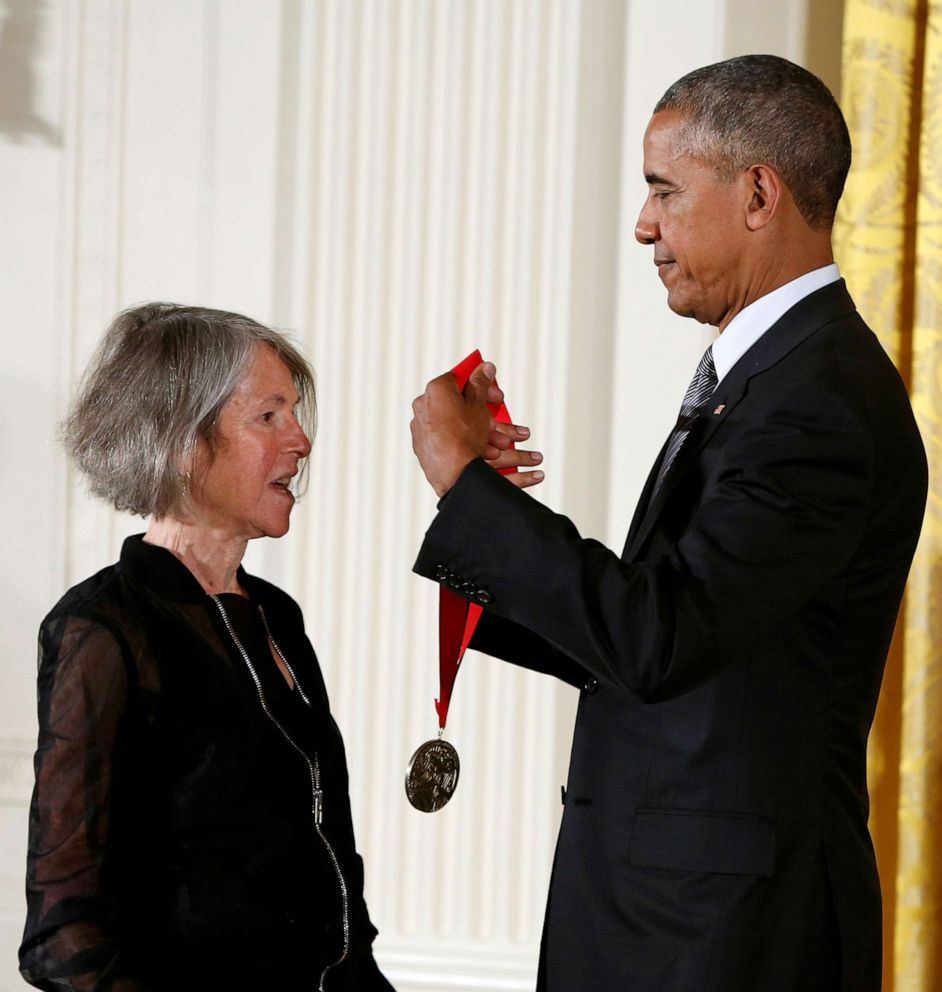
[713,404,726,416]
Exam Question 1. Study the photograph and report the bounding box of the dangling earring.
[180,471,191,499]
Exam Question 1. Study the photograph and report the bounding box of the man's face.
[635,110,749,329]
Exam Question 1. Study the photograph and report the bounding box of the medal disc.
[405,738,460,812]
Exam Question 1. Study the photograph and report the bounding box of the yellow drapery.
[834,2,942,990]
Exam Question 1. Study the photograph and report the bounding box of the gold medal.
[405,350,509,814]
[405,737,460,812]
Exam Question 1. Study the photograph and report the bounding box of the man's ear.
[744,164,783,231]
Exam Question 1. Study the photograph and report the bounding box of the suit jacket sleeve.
[469,611,589,689]
[414,381,874,702]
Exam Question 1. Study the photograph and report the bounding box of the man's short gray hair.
[654,54,851,229]
[64,303,316,518]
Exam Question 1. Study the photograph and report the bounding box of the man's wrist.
[432,449,480,498]
[435,454,481,501]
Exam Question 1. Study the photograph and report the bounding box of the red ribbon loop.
[435,350,514,730]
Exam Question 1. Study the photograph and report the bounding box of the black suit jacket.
[414,281,928,992]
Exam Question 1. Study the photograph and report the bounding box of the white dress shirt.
[711,263,841,385]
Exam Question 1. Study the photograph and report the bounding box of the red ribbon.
[435,350,514,730]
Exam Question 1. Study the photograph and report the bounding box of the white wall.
[0,1,841,989]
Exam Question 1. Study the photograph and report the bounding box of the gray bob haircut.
[64,303,316,518]
[654,54,851,229]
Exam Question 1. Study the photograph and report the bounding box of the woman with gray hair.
[19,304,394,992]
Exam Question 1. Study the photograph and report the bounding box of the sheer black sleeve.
[20,613,148,992]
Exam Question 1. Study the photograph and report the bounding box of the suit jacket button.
[474,589,493,605]
[583,677,598,694]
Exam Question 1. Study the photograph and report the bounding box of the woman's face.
[189,345,312,541]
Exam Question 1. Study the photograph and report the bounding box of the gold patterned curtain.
[833,2,942,990]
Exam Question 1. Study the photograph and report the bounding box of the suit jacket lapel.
[621,437,669,556]
[622,279,858,563]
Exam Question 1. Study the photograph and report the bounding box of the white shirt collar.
[711,263,841,384]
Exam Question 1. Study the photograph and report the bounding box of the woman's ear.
[176,439,208,504]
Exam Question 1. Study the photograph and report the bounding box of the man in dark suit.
[409,55,927,992]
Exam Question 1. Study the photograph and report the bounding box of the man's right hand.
[410,362,544,497]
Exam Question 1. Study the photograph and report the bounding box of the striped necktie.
[652,344,717,498]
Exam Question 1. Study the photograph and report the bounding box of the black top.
[20,536,393,992]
